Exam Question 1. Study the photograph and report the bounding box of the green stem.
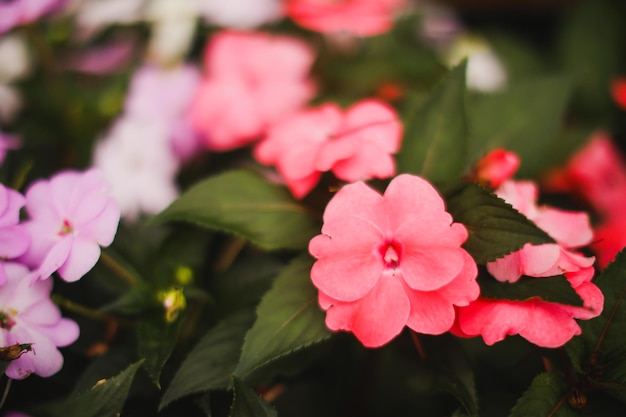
[52,294,114,323]
[99,250,139,286]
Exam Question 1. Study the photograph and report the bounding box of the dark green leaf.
[479,274,583,307]
[229,376,277,417]
[137,313,182,387]
[565,249,626,400]
[39,360,143,417]
[397,60,469,184]
[99,283,155,314]
[152,170,320,250]
[509,372,582,417]
[159,310,255,411]
[468,76,571,178]
[446,183,554,263]
[234,255,331,382]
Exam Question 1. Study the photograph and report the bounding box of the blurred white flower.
[145,0,200,65]
[93,118,180,222]
[446,35,508,93]
[0,34,30,122]
[0,85,22,122]
[74,0,146,35]
[199,0,283,29]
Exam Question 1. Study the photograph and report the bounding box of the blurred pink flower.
[612,77,626,110]
[486,180,594,283]
[19,169,120,283]
[0,262,79,379]
[255,99,402,198]
[472,148,520,188]
[286,0,406,37]
[0,0,66,34]
[591,219,626,268]
[544,133,626,222]
[309,174,479,348]
[0,184,29,286]
[454,267,603,348]
[189,30,316,151]
[0,131,20,166]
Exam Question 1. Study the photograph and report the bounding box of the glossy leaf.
[478,274,583,307]
[509,373,581,417]
[137,313,182,387]
[39,360,143,417]
[397,60,469,184]
[234,255,331,381]
[229,376,277,417]
[468,76,571,177]
[152,170,320,250]
[159,311,256,411]
[446,183,554,263]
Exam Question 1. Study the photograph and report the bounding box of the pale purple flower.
[0,184,29,286]
[0,0,66,34]
[19,169,120,283]
[0,262,79,379]
[0,131,20,166]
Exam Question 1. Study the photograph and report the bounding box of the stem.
[99,250,139,286]
[546,392,568,417]
[52,294,114,323]
[411,331,427,360]
[0,378,11,410]
[213,237,246,273]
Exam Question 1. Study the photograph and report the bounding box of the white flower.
[199,0,283,29]
[145,0,201,64]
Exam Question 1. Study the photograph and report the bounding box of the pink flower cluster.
[0,169,120,379]
[309,175,479,347]
[454,179,603,347]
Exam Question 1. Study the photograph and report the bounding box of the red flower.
[309,174,478,347]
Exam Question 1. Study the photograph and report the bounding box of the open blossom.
[189,30,316,151]
[309,174,479,348]
[286,0,406,37]
[454,179,603,347]
[0,184,29,286]
[19,169,120,283]
[255,99,402,198]
[0,263,79,379]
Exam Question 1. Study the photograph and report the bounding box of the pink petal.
[436,251,480,306]
[519,244,562,276]
[486,250,523,283]
[28,237,73,283]
[457,299,531,346]
[561,280,604,320]
[37,318,80,347]
[320,181,386,230]
[0,224,30,258]
[284,172,321,200]
[322,276,410,348]
[400,246,465,291]
[57,238,101,282]
[309,215,384,301]
[0,187,25,228]
[331,145,395,182]
[342,99,402,154]
[520,302,581,348]
[533,208,593,248]
[25,180,59,224]
[404,286,456,335]
[79,200,120,246]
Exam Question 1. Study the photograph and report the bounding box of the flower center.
[58,219,74,236]
[0,310,16,331]
[381,242,401,269]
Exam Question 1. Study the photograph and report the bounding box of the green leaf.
[565,249,626,400]
[229,376,277,417]
[234,255,331,382]
[478,274,583,307]
[159,310,255,411]
[39,360,144,417]
[509,373,582,417]
[137,313,182,388]
[152,170,319,250]
[468,76,571,178]
[445,183,554,263]
[396,60,469,184]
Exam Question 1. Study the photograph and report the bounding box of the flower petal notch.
[309,174,479,348]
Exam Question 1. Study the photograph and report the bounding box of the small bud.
[473,149,520,188]
[158,288,186,323]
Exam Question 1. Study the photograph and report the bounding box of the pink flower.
[309,174,479,348]
[0,0,66,34]
[544,133,626,222]
[454,179,603,347]
[255,99,402,198]
[486,180,595,283]
[0,262,79,379]
[0,184,29,286]
[19,169,120,283]
[189,30,316,151]
[286,0,406,37]
[591,219,626,268]
[612,77,626,110]
[472,148,520,188]
[454,267,603,348]
[0,131,20,166]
